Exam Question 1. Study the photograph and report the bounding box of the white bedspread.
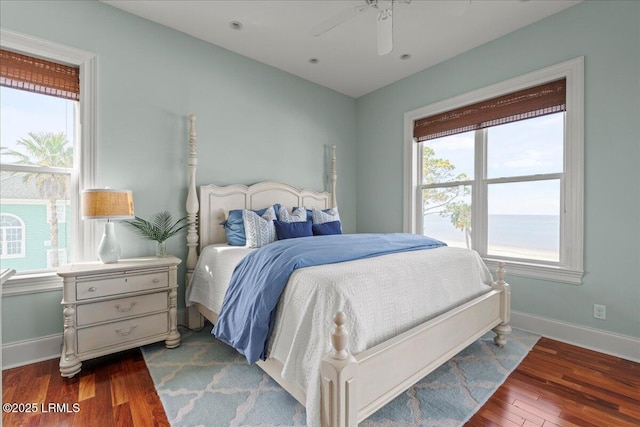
[185,244,253,314]
[187,244,493,427]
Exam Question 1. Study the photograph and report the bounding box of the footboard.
[320,262,511,427]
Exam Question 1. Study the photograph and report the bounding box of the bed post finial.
[330,145,337,208]
[185,114,203,329]
[321,311,357,427]
[492,261,511,347]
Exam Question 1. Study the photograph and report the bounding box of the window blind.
[0,49,79,101]
[414,78,566,142]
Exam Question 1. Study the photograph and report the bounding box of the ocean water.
[424,214,560,261]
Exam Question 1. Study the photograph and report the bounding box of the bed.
[182,114,511,427]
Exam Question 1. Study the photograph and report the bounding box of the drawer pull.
[115,325,137,336]
[152,278,160,283]
[114,302,137,313]
[88,287,97,292]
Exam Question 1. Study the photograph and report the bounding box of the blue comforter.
[212,233,446,364]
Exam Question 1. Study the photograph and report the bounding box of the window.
[47,203,67,224]
[404,58,584,284]
[0,213,25,258]
[0,29,96,294]
[47,248,68,269]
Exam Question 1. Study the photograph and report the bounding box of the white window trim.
[1,27,97,296]
[403,57,584,284]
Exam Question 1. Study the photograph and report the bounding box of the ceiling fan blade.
[311,2,373,37]
[376,7,393,55]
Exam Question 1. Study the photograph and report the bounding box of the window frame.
[0,213,26,259]
[404,57,584,284]
[1,28,97,295]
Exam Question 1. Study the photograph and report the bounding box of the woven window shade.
[414,79,566,142]
[0,49,79,101]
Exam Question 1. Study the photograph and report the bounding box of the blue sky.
[0,87,75,161]
[425,113,563,215]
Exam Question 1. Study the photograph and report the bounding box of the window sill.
[483,257,583,285]
[2,272,63,296]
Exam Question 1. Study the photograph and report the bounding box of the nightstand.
[57,256,181,378]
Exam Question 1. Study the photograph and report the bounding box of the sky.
[425,113,563,216]
[0,86,75,162]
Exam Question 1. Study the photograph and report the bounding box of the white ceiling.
[102,0,581,98]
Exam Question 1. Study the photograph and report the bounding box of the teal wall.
[356,1,640,338]
[0,0,357,343]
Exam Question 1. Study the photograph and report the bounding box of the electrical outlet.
[593,304,606,320]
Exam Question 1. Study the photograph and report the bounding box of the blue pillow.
[312,220,342,236]
[221,204,280,246]
[274,220,313,240]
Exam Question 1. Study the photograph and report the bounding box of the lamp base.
[98,221,121,263]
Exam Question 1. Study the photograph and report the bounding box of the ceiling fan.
[311,0,413,56]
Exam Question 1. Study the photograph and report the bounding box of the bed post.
[330,145,337,208]
[185,114,204,329]
[492,262,512,347]
[321,312,357,427]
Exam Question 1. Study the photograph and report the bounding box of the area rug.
[142,325,539,427]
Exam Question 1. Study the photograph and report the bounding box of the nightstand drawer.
[76,292,168,326]
[76,271,169,300]
[77,312,168,354]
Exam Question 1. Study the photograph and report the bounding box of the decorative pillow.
[312,220,342,236]
[221,204,280,246]
[312,207,340,224]
[242,206,277,248]
[274,220,313,240]
[278,207,307,223]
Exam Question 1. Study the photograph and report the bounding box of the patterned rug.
[142,325,539,427]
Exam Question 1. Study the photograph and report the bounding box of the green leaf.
[124,211,189,243]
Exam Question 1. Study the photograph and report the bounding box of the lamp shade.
[82,189,135,220]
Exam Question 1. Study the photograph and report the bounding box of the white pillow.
[312,207,340,224]
[278,207,307,223]
[243,206,277,248]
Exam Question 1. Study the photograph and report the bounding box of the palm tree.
[2,132,73,267]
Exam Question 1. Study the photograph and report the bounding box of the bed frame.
[183,114,511,427]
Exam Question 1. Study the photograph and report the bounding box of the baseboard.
[2,309,189,370]
[511,311,640,363]
[2,333,62,370]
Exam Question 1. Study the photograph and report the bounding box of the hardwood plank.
[468,339,639,427]
[78,374,96,402]
[113,402,135,427]
[491,392,546,426]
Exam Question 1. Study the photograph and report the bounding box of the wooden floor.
[2,337,639,427]
[2,349,168,427]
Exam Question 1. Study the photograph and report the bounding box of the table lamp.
[82,189,135,263]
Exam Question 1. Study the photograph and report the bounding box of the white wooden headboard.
[184,114,337,297]
[199,182,333,249]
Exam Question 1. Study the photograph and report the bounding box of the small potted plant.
[124,210,189,257]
